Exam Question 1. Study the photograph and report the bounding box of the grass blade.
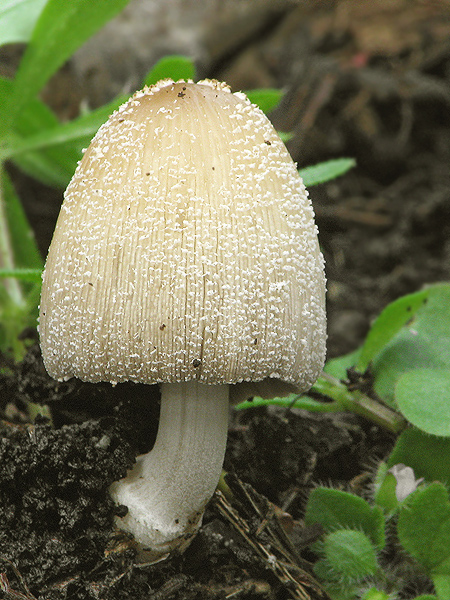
[4,95,126,160]
[144,56,196,86]
[0,268,42,283]
[1,171,43,270]
[245,88,284,114]
[6,0,131,132]
[299,158,356,187]
[0,0,47,46]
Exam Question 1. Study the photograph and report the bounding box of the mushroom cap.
[39,79,326,391]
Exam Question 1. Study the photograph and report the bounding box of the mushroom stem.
[110,380,229,560]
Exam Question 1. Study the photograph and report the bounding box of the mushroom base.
[110,381,229,562]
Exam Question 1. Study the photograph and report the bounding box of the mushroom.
[39,79,326,561]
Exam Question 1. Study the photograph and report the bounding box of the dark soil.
[1,2,450,599]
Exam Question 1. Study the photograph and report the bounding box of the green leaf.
[372,283,450,407]
[299,158,356,187]
[395,369,450,436]
[144,55,196,87]
[6,0,131,132]
[245,88,284,114]
[398,482,450,572]
[0,0,47,46]
[386,428,450,487]
[324,348,361,380]
[374,463,400,513]
[357,288,430,372]
[315,530,379,584]
[305,487,385,549]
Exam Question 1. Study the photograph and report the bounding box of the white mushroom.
[39,79,326,561]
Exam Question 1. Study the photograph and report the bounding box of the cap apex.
[131,78,232,103]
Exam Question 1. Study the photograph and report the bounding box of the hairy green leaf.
[315,530,379,584]
[305,487,385,549]
[361,589,391,600]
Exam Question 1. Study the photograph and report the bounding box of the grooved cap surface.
[39,79,326,389]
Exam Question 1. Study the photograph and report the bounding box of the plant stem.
[314,373,407,433]
[235,375,406,434]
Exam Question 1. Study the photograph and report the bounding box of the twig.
[212,479,331,600]
[0,560,37,600]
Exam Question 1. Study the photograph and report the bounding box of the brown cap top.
[39,79,326,390]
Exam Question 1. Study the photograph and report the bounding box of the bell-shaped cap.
[39,79,326,391]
